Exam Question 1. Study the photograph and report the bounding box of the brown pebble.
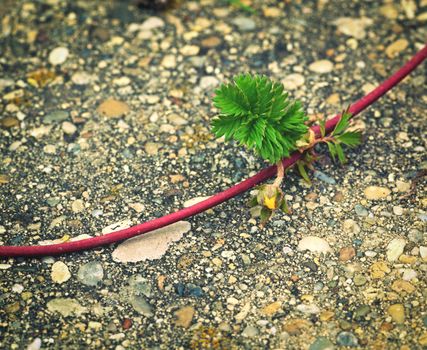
[339,247,356,261]
[122,318,132,330]
[97,99,130,118]
[201,36,221,48]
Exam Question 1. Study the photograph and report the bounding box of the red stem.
[1,45,426,258]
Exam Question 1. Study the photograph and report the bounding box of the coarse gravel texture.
[1,0,426,349]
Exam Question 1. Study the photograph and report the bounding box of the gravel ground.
[0,0,426,349]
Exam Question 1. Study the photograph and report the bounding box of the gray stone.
[314,171,336,185]
[354,204,368,217]
[336,332,358,347]
[309,337,335,350]
[77,261,104,286]
[129,295,153,316]
[232,17,256,31]
[242,325,259,337]
[44,110,69,124]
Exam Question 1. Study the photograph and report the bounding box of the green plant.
[226,0,256,13]
[211,74,361,225]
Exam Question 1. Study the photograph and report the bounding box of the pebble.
[298,236,332,254]
[46,298,87,317]
[12,283,24,293]
[353,274,367,286]
[113,76,131,86]
[313,171,336,185]
[51,261,71,284]
[140,17,164,31]
[339,247,356,261]
[336,332,358,347]
[71,71,92,85]
[392,205,404,215]
[232,17,256,31]
[180,45,200,56]
[308,60,334,74]
[102,219,132,234]
[199,76,220,90]
[364,186,391,200]
[77,261,104,286]
[396,180,411,192]
[48,47,69,65]
[261,301,281,316]
[174,306,194,328]
[183,196,211,208]
[401,269,417,281]
[420,246,427,260]
[62,121,77,135]
[332,17,373,39]
[386,238,406,262]
[370,261,390,278]
[386,39,409,59]
[242,325,259,337]
[201,36,221,48]
[354,204,368,217]
[97,99,130,118]
[71,199,84,213]
[161,55,176,68]
[309,337,334,350]
[144,142,161,155]
[44,110,69,124]
[27,338,42,350]
[129,295,153,316]
[282,73,305,90]
[342,219,360,235]
[112,221,191,263]
[391,280,415,294]
[388,304,405,324]
[296,304,320,314]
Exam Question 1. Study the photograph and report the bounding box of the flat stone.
[144,142,161,155]
[309,337,335,350]
[370,261,390,278]
[62,121,77,135]
[51,261,71,284]
[296,303,321,314]
[364,186,391,200]
[242,325,259,337]
[282,73,305,90]
[129,295,153,316]
[44,110,69,124]
[77,261,104,286]
[112,221,191,263]
[386,238,406,262]
[260,301,281,316]
[332,17,373,39]
[71,71,92,85]
[309,60,333,74]
[180,45,200,56]
[388,304,405,324]
[174,306,195,328]
[27,338,42,350]
[97,99,130,118]
[283,319,311,335]
[297,236,332,254]
[71,199,84,213]
[199,76,219,90]
[336,332,358,347]
[232,17,256,31]
[339,247,356,261]
[48,47,69,65]
[263,7,281,18]
[201,36,221,48]
[161,55,176,68]
[140,17,164,31]
[47,298,87,317]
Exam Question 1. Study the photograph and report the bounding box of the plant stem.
[273,160,285,188]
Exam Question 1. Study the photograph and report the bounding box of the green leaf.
[327,142,337,161]
[297,161,311,185]
[227,0,256,13]
[337,131,361,147]
[280,198,290,214]
[319,118,326,138]
[332,112,352,136]
[248,195,258,207]
[260,207,273,225]
[211,74,308,164]
[335,143,346,164]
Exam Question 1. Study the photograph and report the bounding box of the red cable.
[1,45,426,258]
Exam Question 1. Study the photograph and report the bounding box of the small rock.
[174,306,195,328]
[339,247,356,261]
[71,71,92,85]
[261,301,281,316]
[232,17,256,31]
[296,304,320,314]
[364,186,391,200]
[342,219,360,235]
[27,338,42,350]
[97,99,130,118]
[419,332,427,346]
[242,325,259,337]
[401,269,417,281]
[313,171,336,185]
[370,261,390,279]
[386,39,408,59]
[263,7,281,17]
[354,204,368,217]
[336,332,358,347]
[144,142,161,155]
[161,55,176,68]
[396,180,411,192]
[51,261,71,284]
[309,337,334,350]
[129,295,153,316]
[128,202,145,213]
[353,274,367,286]
[386,238,406,262]
[62,121,77,135]
[102,219,132,234]
[391,280,415,294]
[392,206,404,216]
[47,298,86,317]
[48,47,69,65]
[298,236,332,254]
[332,17,373,39]
[309,60,334,74]
[380,4,398,19]
[420,246,427,260]
[113,76,131,86]
[71,199,84,213]
[77,261,104,286]
[388,304,405,324]
[44,110,69,124]
[199,76,219,90]
[112,221,191,263]
[201,36,221,48]
[283,319,311,335]
[141,17,164,31]
[282,73,305,90]
[180,45,200,56]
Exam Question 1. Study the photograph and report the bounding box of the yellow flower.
[264,195,277,210]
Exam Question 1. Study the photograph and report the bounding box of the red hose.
[1,45,426,258]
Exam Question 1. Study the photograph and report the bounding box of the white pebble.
[48,47,69,65]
